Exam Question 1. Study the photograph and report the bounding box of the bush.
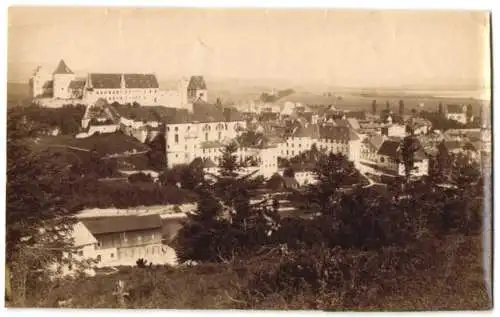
[128,172,154,184]
[244,243,439,309]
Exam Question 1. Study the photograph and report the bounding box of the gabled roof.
[90,73,122,89]
[72,222,98,247]
[53,59,74,75]
[124,74,159,89]
[81,214,162,235]
[188,76,207,90]
[377,140,401,158]
[319,125,360,141]
[367,134,385,150]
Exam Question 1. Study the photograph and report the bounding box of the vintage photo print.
[5,6,492,311]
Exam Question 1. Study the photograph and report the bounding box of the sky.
[8,7,491,88]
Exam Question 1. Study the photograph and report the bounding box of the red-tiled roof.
[81,214,162,235]
[53,59,74,75]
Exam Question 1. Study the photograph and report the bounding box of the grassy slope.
[23,133,152,170]
[23,234,490,310]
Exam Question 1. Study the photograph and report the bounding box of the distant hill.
[259,89,295,103]
[7,82,31,107]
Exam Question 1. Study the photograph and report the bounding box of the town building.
[165,103,247,167]
[445,104,471,124]
[74,215,165,266]
[359,138,429,178]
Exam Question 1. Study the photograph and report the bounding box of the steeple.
[53,59,74,75]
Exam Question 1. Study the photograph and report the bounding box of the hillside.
[23,133,153,171]
[12,235,490,310]
[26,133,149,156]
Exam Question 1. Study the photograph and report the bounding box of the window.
[175,127,178,132]
[96,255,101,262]
[218,132,222,140]
[380,157,385,163]
[78,250,83,256]
[175,134,179,144]
[205,132,208,141]
[110,253,114,259]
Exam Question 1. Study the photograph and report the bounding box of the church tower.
[52,59,76,99]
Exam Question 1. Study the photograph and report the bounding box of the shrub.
[128,172,154,184]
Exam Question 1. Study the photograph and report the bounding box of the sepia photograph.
[5,6,493,311]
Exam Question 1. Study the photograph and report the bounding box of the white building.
[360,138,428,178]
[278,123,362,168]
[165,105,247,167]
[30,59,203,112]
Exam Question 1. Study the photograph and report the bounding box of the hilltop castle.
[29,59,208,112]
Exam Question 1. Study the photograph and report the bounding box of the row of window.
[94,89,157,95]
[167,123,243,133]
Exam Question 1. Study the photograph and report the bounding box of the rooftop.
[53,59,74,75]
[188,76,207,90]
[319,125,360,141]
[81,214,162,235]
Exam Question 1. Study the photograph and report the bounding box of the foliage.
[159,159,204,190]
[260,89,295,103]
[300,152,365,214]
[146,133,167,171]
[371,100,377,115]
[175,141,277,263]
[399,135,421,180]
[128,172,154,184]
[7,104,85,136]
[398,99,405,116]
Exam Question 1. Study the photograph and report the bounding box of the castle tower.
[177,77,190,111]
[30,66,52,99]
[187,75,208,103]
[52,59,76,99]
